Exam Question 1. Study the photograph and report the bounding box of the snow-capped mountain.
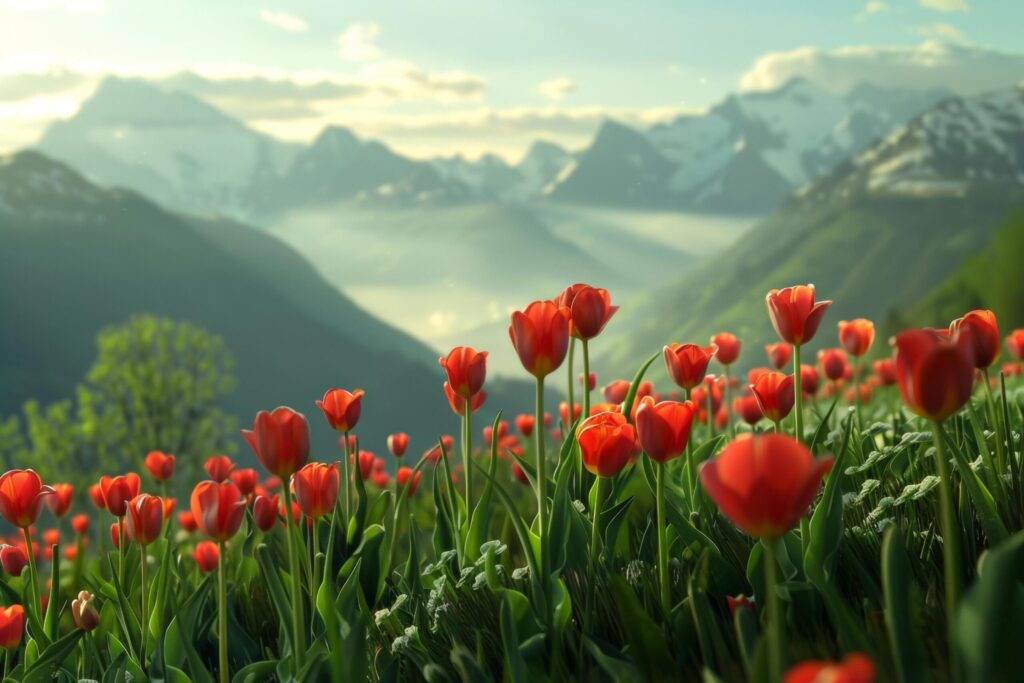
[547,78,953,212]
[430,140,573,203]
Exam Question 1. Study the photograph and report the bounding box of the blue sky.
[1,0,1022,158]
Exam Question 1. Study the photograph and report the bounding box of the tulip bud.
[0,545,28,577]
[387,433,409,458]
[71,591,100,631]
[193,541,220,573]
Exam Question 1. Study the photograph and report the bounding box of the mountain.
[547,78,953,213]
[601,87,1024,378]
[431,141,574,203]
[0,151,539,456]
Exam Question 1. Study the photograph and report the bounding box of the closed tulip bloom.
[0,605,24,650]
[664,343,718,391]
[733,395,764,426]
[838,319,875,357]
[700,434,833,538]
[750,372,796,423]
[99,473,141,517]
[711,333,741,366]
[443,384,487,415]
[560,401,582,426]
[0,470,56,528]
[110,522,125,549]
[763,344,790,371]
[950,309,1000,369]
[766,285,832,345]
[635,396,696,464]
[873,358,898,386]
[556,283,619,340]
[43,529,60,547]
[144,451,176,481]
[387,433,409,458]
[242,407,311,479]
[439,346,488,398]
[177,511,198,532]
[204,456,235,482]
[1007,329,1024,360]
[293,462,339,519]
[817,348,848,383]
[514,414,535,437]
[316,388,365,433]
[190,481,246,542]
[162,497,177,518]
[0,545,28,577]
[783,653,876,683]
[351,451,376,481]
[88,483,105,509]
[396,467,421,497]
[193,541,220,574]
[892,329,974,422]
[227,469,258,497]
[71,514,89,535]
[800,364,820,396]
[71,591,100,631]
[252,493,280,531]
[125,494,164,546]
[371,470,390,488]
[576,411,637,477]
[601,380,629,404]
[509,300,571,378]
[45,483,73,518]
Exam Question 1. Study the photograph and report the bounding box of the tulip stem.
[655,462,670,615]
[762,537,784,682]
[140,546,147,666]
[535,376,548,589]
[118,518,125,589]
[565,340,575,435]
[793,344,804,442]
[584,475,608,637]
[581,339,591,418]
[281,485,305,672]
[311,520,321,611]
[931,420,961,682]
[706,387,715,440]
[342,432,352,532]
[21,526,41,622]
[217,540,228,683]
[853,357,863,433]
[685,388,696,502]
[462,407,473,514]
[724,366,735,439]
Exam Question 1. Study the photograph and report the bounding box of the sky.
[1,0,1023,160]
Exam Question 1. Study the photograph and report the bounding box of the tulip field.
[2,283,1024,682]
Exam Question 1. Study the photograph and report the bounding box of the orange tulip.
[99,473,141,517]
[443,383,487,415]
[555,283,619,340]
[635,396,696,464]
[664,343,718,391]
[602,380,631,404]
[764,343,792,370]
[838,318,875,357]
[396,467,421,497]
[509,300,571,378]
[0,605,24,650]
[71,591,100,631]
[45,483,73,518]
[514,414,534,437]
[241,407,311,479]
[560,401,583,427]
[204,455,235,483]
[711,333,741,366]
[892,329,974,422]
[818,348,849,382]
[766,284,832,346]
[293,462,339,519]
[190,481,246,542]
[144,451,176,481]
[700,434,833,538]
[576,412,636,477]
[88,483,105,509]
[783,653,876,683]
[125,494,164,546]
[193,541,220,573]
[750,372,795,423]
[0,470,56,528]
[439,346,488,399]
[253,493,280,532]
[0,545,27,577]
[1007,329,1024,360]
[950,309,1000,369]
[387,433,409,458]
[71,514,89,535]
[316,388,365,433]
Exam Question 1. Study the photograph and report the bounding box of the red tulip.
[950,309,1000,369]
[110,522,125,549]
[350,451,376,481]
[509,300,571,378]
[204,456,235,483]
[396,467,421,497]
[423,435,455,465]
[0,545,27,577]
[45,483,73,518]
[293,463,339,519]
[726,594,754,617]
[190,481,246,542]
[664,343,718,391]
[576,412,636,477]
[766,284,832,345]
[88,483,105,509]
[43,529,59,547]
[799,364,820,396]
[818,348,849,382]
[0,605,24,650]
[387,433,409,458]
[178,511,198,532]
[316,388,365,433]
[225,469,257,497]
[251,493,278,531]
[99,473,141,517]
[439,346,488,399]
[162,497,177,517]
[635,396,696,464]
[144,451,176,481]
[711,333,741,366]
[71,591,100,631]
[483,421,509,445]
[783,653,876,683]
[892,329,974,422]
[125,494,164,546]
[444,384,487,415]
[838,318,875,357]
[371,470,390,488]
[555,283,619,340]
[700,434,833,538]
[1007,329,1024,360]
[0,470,55,528]
[241,407,311,479]
[873,359,898,387]
[514,414,535,437]
[71,514,89,535]
[749,372,796,423]
[560,401,583,426]
[733,395,764,426]
[691,379,724,418]
[511,462,530,485]
[193,541,220,573]
[764,343,792,370]
[748,367,772,385]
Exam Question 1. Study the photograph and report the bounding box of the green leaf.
[881,528,929,683]
[611,576,677,682]
[622,351,661,421]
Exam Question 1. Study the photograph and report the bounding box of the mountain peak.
[75,76,237,128]
[311,126,362,152]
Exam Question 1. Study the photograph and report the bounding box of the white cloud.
[537,77,576,101]
[855,1,888,22]
[337,22,382,62]
[259,9,308,33]
[0,0,109,12]
[919,0,970,12]
[739,41,1024,96]
[914,23,965,41]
